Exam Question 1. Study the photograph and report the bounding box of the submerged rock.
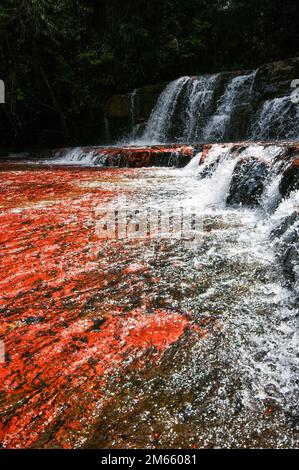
[226,157,269,206]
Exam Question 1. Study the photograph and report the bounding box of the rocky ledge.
[51,144,198,167]
[199,141,299,293]
[104,57,299,142]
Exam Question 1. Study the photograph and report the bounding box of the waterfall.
[51,147,120,167]
[180,151,203,175]
[203,71,256,142]
[141,77,190,143]
[135,69,298,144]
[141,75,220,143]
[252,96,299,140]
[178,142,296,216]
[183,74,220,142]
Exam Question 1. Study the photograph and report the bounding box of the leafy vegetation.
[0,0,298,147]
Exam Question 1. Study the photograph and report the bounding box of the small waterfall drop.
[183,74,220,142]
[51,147,117,167]
[142,77,190,143]
[180,151,202,175]
[203,71,256,142]
[252,96,299,140]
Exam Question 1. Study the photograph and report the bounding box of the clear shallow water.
[87,161,299,448]
[0,157,298,448]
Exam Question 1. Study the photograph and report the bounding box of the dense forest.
[0,0,298,149]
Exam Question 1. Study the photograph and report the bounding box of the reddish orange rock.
[292,156,299,166]
[199,144,212,164]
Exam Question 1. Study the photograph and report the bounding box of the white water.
[141,77,190,143]
[100,144,298,442]
[183,74,220,142]
[138,74,221,144]
[48,147,119,167]
[51,147,100,166]
[127,69,298,145]
[252,96,299,140]
[203,71,256,142]
[150,148,298,439]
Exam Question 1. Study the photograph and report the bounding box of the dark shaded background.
[0,0,298,149]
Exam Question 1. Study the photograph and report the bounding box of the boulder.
[226,157,269,206]
[253,57,299,101]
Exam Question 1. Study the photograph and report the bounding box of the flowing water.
[1,61,299,448]
[131,70,299,144]
[252,96,299,141]
[0,142,298,448]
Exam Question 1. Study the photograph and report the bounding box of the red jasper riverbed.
[0,165,207,448]
[0,162,297,449]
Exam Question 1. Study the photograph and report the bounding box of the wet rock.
[271,212,299,288]
[270,212,298,239]
[199,145,213,164]
[104,84,166,120]
[48,145,194,168]
[110,145,194,167]
[198,157,222,179]
[279,158,299,198]
[253,57,299,101]
[280,229,299,288]
[126,150,152,168]
[23,316,45,325]
[91,318,106,331]
[226,157,269,206]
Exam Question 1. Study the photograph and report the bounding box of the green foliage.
[0,0,298,147]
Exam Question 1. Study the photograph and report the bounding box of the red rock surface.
[62,144,195,167]
[0,166,200,448]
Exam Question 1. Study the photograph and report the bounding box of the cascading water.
[203,71,256,142]
[51,147,113,166]
[89,145,298,446]
[140,74,221,143]
[141,76,190,143]
[182,74,220,142]
[130,68,298,145]
[252,96,299,140]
